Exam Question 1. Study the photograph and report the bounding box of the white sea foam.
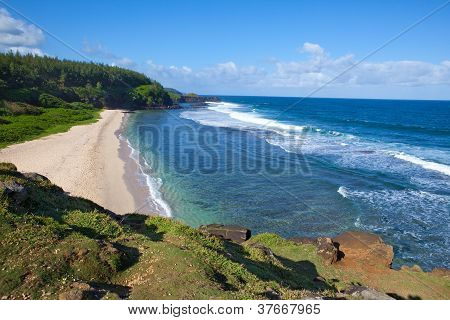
[124,137,172,217]
[184,102,450,181]
[393,152,450,176]
[337,186,349,198]
[207,102,306,134]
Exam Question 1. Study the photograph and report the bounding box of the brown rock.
[290,236,338,265]
[333,231,394,268]
[401,264,424,273]
[58,282,98,300]
[316,237,338,265]
[410,265,423,272]
[199,224,251,243]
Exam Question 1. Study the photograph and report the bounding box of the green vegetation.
[0,52,176,109]
[163,87,182,103]
[0,52,151,107]
[130,83,172,108]
[0,52,181,148]
[38,93,72,109]
[0,108,100,148]
[1,163,448,300]
[0,101,42,116]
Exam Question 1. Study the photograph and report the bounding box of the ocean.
[123,96,450,270]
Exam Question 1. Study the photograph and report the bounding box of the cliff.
[0,162,448,300]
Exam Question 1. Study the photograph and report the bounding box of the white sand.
[0,109,138,214]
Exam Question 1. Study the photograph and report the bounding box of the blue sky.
[1,0,449,99]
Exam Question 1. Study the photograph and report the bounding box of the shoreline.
[0,109,148,215]
[119,113,172,216]
[118,113,156,215]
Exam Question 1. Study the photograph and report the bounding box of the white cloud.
[145,60,265,91]
[144,43,450,98]
[82,40,135,68]
[0,8,44,54]
[111,57,135,68]
[147,60,193,77]
[82,41,116,59]
[300,42,325,56]
[272,52,450,88]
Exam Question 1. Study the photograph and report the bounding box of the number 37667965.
[257,303,320,315]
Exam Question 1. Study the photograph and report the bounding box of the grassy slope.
[0,108,101,149]
[0,164,448,300]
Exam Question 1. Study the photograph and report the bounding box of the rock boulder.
[58,282,99,300]
[199,224,251,243]
[344,285,394,300]
[333,231,394,268]
[0,180,29,204]
[290,236,338,265]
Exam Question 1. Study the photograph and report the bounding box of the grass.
[0,107,101,149]
[0,163,449,300]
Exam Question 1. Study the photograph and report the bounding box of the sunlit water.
[124,96,450,270]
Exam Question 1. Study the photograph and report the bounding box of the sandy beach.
[0,109,148,215]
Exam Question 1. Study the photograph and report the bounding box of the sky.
[0,0,449,100]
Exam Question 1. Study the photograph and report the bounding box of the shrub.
[62,210,123,240]
[130,83,173,108]
[167,91,181,103]
[38,93,71,109]
[69,102,94,110]
[0,162,17,171]
[0,100,7,116]
[1,88,40,104]
[4,101,43,116]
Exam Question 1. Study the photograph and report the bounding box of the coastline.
[118,113,157,215]
[119,112,172,216]
[0,109,147,215]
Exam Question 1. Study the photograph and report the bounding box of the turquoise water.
[124,96,450,270]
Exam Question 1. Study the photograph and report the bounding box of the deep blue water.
[124,96,450,270]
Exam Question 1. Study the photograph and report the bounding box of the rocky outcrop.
[0,180,29,204]
[291,236,338,265]
[401,265,423,273]
[58,282,99,300]
[333,231,394,268]
[342,285,395,300]
[200,224,251,243]
[148,104,181,110]
[180,95,220,104]
[264,287,282,300]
